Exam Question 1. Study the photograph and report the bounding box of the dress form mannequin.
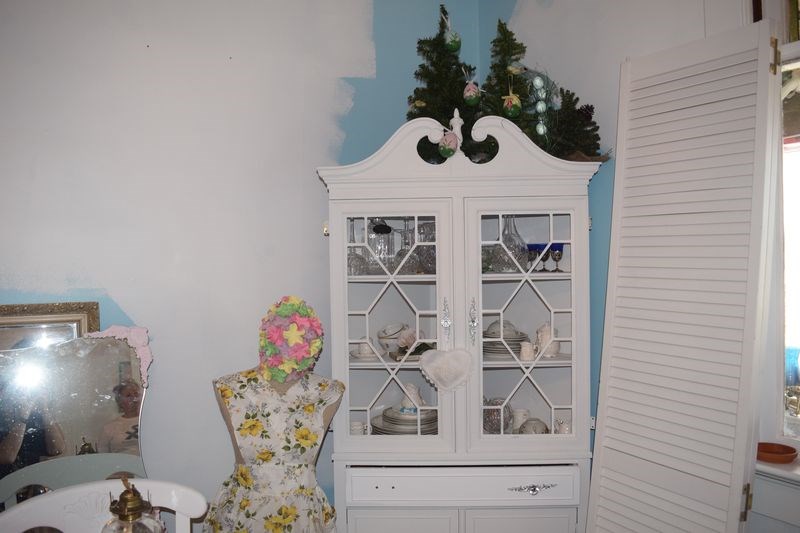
[204,297,344,533]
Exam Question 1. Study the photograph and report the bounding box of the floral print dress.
[204,371,344,533]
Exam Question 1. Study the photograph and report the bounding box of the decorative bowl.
[757,442,797,464]
[483,398,512,434]
[485,319,519,338]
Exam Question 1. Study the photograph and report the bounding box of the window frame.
[760,39,800,449]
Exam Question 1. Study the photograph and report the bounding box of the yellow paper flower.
[278,358,298,374]
[256,448,274,462]
[285,295,303,306]
[238,498,250,510]
[295,427,318,448]
[283,323,305,346]
[303,403,315,414]
[309,338,322,356]
[259,365,273,381]
[235,465,253,488]
[238,418,263,437]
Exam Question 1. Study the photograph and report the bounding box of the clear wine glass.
[551,246,563,272]
[539,248,551,272]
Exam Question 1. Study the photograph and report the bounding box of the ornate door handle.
[440,297,452,347]
[508,483,557,496]
[468,298,478,346]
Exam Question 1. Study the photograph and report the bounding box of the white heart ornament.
[419,349,471,391]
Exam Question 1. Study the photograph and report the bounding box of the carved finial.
[450,109,464,146]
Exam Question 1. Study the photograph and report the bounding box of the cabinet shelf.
[481,272,572,281]
[349,359,421,369]
[481,354,573,368]
[347,274,437,283]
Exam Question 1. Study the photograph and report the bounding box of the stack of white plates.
[483,330,530,360]
[350,349,379,361]
[370,406,438,435]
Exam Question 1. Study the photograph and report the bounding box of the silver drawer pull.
[508,483,556,496]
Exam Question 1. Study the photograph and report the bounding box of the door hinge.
[588,216,593,231]
[770,37,780,75]
[739,482,753,522]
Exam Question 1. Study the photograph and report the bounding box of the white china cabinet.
[318,112,600,533]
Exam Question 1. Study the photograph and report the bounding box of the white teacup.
[519,341,538,361]
[512,408,530,432]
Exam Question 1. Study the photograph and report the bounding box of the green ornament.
[446,31,461,52]
[463,81,480,106]
[503,93,522,118]
[438,131,458,158]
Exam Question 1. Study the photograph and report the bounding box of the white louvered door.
[588,21,780,533]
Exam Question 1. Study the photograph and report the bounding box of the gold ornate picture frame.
[0,302,100,350]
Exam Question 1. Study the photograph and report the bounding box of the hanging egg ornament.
[532,76,545,90]
[536,121,548,136]
[438,131,459,158]
[445,30,461,52]
[463,81,480,106]
[502,93,522,118]
[535,100,547,114]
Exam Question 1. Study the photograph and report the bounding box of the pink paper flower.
[266,325,284,345]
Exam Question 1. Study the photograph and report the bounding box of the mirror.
[0,325,151,508]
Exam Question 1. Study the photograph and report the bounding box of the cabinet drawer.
[465,507,576,533]
[347,465,579,506]
[347,508,459,533]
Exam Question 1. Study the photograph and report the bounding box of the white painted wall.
[0,0,373,500]
[507,0,749,154]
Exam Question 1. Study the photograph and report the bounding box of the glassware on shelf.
[483,244,516,273]
[526,243,542,272]
[367,218,394,273]
[347,248,368,275]
[501,215,528,270]
[483,397,512,434]
[394,219,420,274]
[417,221,437,274]
[346,220,368,275]
[550,243,564,272]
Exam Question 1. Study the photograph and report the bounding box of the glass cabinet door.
[476,208,576,439]
[343,212,447,439]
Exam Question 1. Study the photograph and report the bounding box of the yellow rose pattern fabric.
[204,372,344,533]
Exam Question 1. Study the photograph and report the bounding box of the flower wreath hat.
[258,296,324,383]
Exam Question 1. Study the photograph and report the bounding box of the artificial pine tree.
[407,5,484,162]
[482,20,604,160]
[482,21,539,134]
[406,10,606,162]
[546,88,602,160]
